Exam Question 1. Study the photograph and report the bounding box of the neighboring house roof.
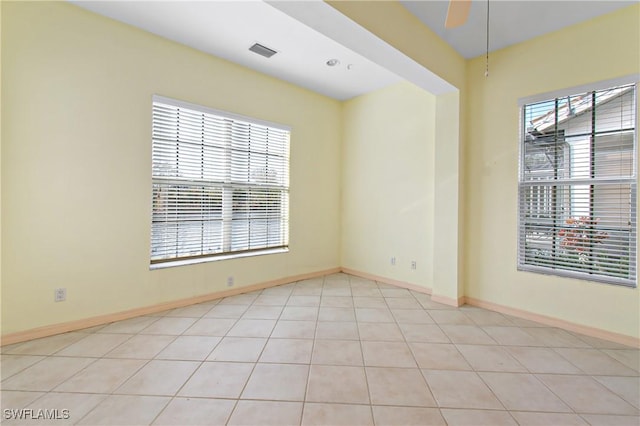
[529,86,633,134]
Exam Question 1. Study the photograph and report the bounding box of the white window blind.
[518,82,637,286]
[151,96,290,264]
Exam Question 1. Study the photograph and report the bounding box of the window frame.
[150,95,291,269]
[517,75,639,287]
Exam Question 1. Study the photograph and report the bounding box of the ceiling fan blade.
[445,0,472,29]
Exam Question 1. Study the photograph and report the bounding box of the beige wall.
[1,2,341,334]
[341,82,436,288]
[432,92,463,303]
[0,1,3,329]
[329,0,466,304]
[2,1,639,341]
[334,2,639,339]
[327,1,465,89]
[464,5,640,338]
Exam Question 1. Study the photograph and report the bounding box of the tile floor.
[1,273,639,425]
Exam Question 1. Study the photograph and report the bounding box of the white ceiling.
[71,0,405,101]
[401,0,636,59]
[72,1,636,100]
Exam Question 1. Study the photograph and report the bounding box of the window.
[151,96,290,265]
[518,80,637,286]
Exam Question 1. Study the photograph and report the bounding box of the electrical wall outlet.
[54,288,67,302]
[411,261,417,270]
[227,276,234,287]
[390,256,396,266]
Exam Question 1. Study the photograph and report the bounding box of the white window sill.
[150,247,289,270]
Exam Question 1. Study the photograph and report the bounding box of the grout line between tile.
[3,272,638,426]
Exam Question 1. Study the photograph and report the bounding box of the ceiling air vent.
[249,43,278,58]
